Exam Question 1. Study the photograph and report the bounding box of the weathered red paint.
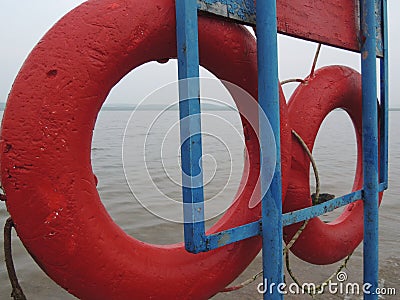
[0,0,292,299]
[201,0,378,55]
[283,66,382,265]
[277,0,360,54]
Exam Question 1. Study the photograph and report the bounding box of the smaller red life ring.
[283,65,383,265]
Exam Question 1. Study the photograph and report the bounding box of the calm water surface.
[0,110,399,299]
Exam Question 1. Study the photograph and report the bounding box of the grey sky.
[1,1,399,107]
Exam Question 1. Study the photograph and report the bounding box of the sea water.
[0,110,398,299]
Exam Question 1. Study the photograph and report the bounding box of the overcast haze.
[0,1,399,107]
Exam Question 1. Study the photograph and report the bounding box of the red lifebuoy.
[283,65,382,265]
[1,0,291,299]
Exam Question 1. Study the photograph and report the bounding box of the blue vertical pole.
[175,0,206,253]
[360,0,379,299]
[257,1,283,299]
[380,0,389,187]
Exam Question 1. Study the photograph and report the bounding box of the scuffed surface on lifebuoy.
[1,0,291,299]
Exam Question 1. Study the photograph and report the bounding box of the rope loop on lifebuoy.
[4,217,26,300]
[283,65,383,265]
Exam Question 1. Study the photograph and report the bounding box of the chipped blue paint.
[256,0,283,298]
[197,0,255,24]
[177,2,388,299]
[375,0,384,56]
[183,185,390,252]
[283,191,362,226]
[206,221,261,250]
[176,0,207,253]
[361,0,380,298]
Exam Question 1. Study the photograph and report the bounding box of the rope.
[4,217,27,300]
[219,130,318,293]
[219,130,351,295]
[283,219,308,256]
[280,43,322,88]
[282,129,318,254]
[310,43,322,77]
[291,130,320,205]
[285,130,353,297]
[285,250,352,297]
[280,78,306,85]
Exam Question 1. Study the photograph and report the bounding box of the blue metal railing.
[175,0,388,299]
[256,1,283,295]
[380,0,389,186]
[176,0,207,252]
[360,1,380,296]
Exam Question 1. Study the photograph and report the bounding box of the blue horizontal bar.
[197,0,255,24]
[196,184,388,251]
[282,190,363,226]
[206,221,261,250]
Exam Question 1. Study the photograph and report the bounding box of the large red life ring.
[283,65,382,265]
[1,0,291,299]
